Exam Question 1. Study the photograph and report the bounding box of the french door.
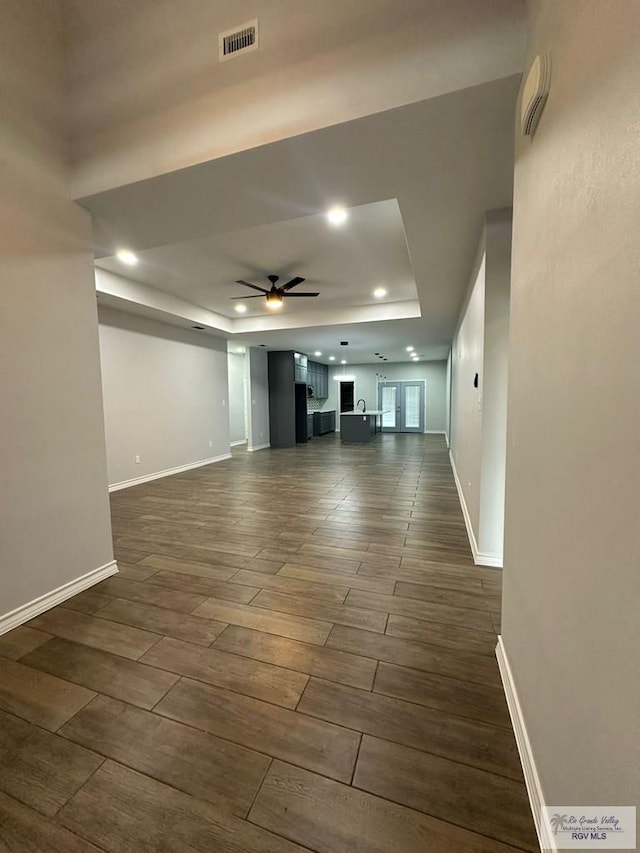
[378,381,425,433]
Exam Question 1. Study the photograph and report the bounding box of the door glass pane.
[381,386,396,427]
[403,385,420,429]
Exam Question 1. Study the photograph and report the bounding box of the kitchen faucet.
[356,398,366,412]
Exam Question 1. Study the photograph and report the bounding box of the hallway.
[0,434,537,851]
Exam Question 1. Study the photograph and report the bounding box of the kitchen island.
[340,410,387,443]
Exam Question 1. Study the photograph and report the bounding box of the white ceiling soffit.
[87,75,519,358]
[95,199,419,320]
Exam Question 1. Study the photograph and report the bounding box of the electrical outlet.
[135,455,141,464]
[209,440,213,448]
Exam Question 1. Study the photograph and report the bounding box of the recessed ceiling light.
[235,303,247,314]
[326,206,348,226]
[341,359,347,365]
[412,356,419,361]
[406,346,414,352]
[314,351,322,357]
[116,249,138,266]
[329,356,335,361]
[373,288,387,299]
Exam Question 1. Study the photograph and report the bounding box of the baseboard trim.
[247,443,270,453]
[449,450,480,562]
[496,636,550,852]
[0,560,119,637]
[230,439,247,447]
[426,430,447,434]
[476,551,503,568]
[108,454,232,492]
[449,451,503,568]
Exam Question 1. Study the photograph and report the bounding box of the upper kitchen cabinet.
[293,352,308,383]
[308,360,329,399]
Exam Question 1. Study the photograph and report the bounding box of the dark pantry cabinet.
[268,351,309,448]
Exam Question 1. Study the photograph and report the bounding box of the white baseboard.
[247,443,270,453]
[476,551,503,568]
[449,451,503,568]
[426,430,447,434]
[0,560,119,637]
[230,439,247,447]
[449,450,481,562]
[496,636,550,852]
[108,453,232,492]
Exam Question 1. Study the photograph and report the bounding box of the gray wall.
[247,348,271,451]
[450,210,512,564]
[0,1,114,623]
[98,307,230,486]
[227,351,247,444]
[479,210,511,559]
[503,0,640,811]
[326,361,448,432]
[451,253,485,537]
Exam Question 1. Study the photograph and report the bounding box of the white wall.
[478,210,511,560]
[503,0,640,820]
[326,361,447,432]
[98,307,230,487]
[451,254,485,537]
[246,347,271,451]
[0,0,114,627]
[227,351,247,444]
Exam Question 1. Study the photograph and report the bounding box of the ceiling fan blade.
[231,294,265,299]
[236,280,269,294]
[283,292,319,297]
[281,276,305,291]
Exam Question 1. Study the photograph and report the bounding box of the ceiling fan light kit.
[233,274,319,310]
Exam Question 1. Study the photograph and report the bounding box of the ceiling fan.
[232,275,319,309]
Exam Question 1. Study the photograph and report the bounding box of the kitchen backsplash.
[307,397,328,412]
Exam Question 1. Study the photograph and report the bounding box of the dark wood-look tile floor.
[0,434,537,852]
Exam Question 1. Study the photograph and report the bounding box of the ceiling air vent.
[219,19,259,62]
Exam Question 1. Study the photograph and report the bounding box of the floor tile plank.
[214,625,377,690]
[0,626,52,661]
[155,677,360,782]
[21,637,178,710]
[327,624,501,686]
[374,661,511,728]
[140,636,308,708]
[59,696,270,817]
[0,709,103,817]
[354,735,537,851]
[249,760,527,853]
[0,790,103,852]
[58,759,309,853]
[251,590,388,633]
[192,598,332,644]
[28,607,160,660]
[297,678,522,779]
[0,658,95,731]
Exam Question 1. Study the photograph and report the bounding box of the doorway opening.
[339,381,355,413]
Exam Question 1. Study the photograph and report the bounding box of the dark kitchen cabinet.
[307,360,329,399]
[268,351,309,448]
[293,352,308,383]
[313,410,336,436]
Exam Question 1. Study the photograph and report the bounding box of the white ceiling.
[87,74,520,363]
[95,199,418,319]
